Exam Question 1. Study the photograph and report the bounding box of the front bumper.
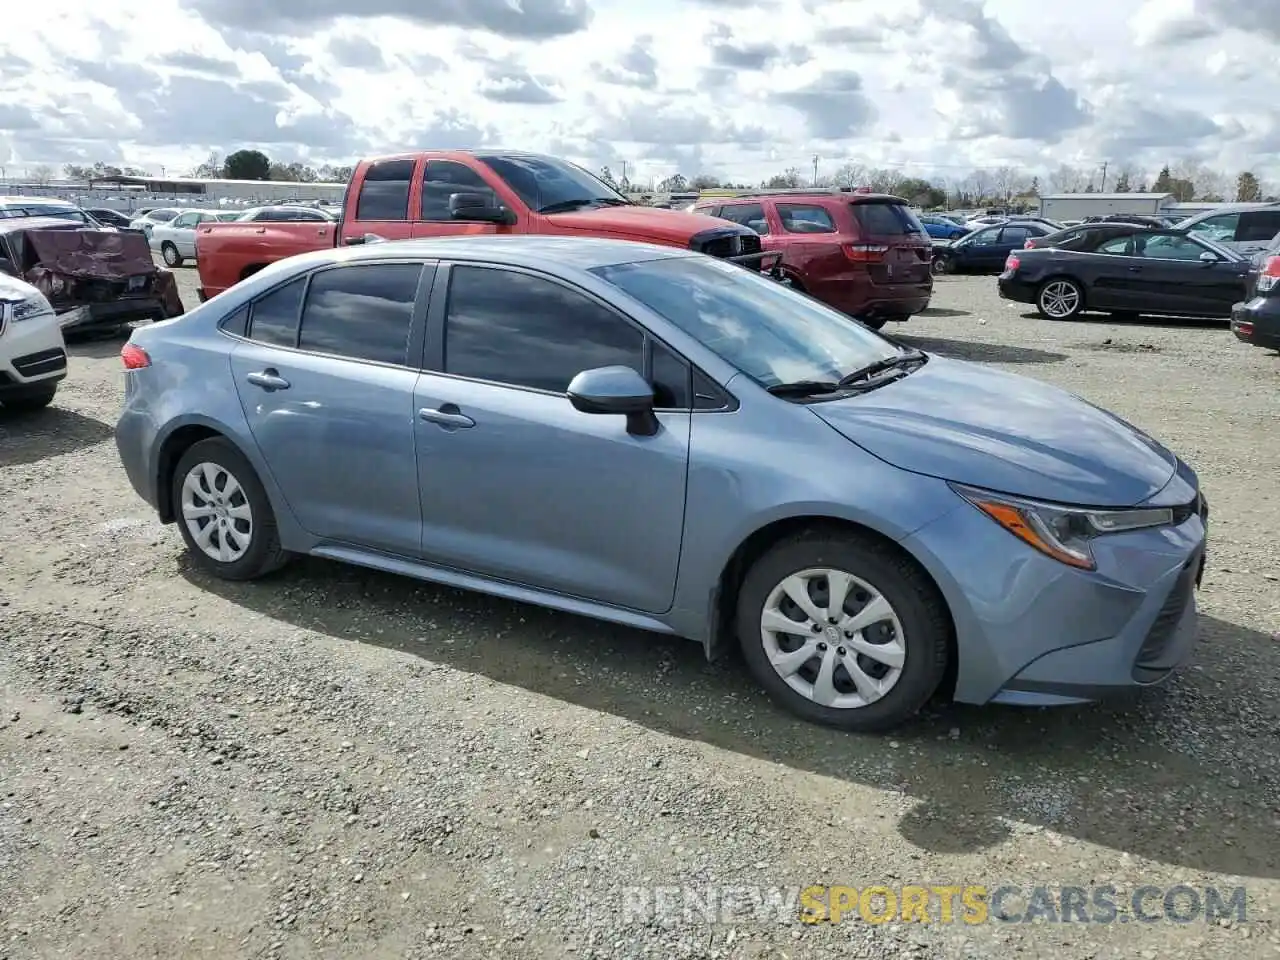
[56,297,168,332]
[902,476,1208,707]
[1230,296,1280,350]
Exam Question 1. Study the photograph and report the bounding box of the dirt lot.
[2,263,1279,960]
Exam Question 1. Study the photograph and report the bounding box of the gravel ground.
[2,263,1279,960]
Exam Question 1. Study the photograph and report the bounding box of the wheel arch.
[706,514,959,699]
[153,417,263,524]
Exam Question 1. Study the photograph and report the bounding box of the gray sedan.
[114,236,1208,731]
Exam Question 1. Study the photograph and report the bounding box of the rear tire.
[931,256,950,276]
[172,437,290,581]
[1,384,56,412]
[1036,278,1085,320]
[161,242,183,267]
[736,530,950,732]
[859,317,887,330]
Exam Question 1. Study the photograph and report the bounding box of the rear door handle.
[246,370,290,391]
[1127,266,1142,272]
[419,406,475,429]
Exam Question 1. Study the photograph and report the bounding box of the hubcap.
[1040,281,1080,318]
[760,567,906,709]
[181,462,253,563]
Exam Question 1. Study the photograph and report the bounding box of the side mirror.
[567,365,659,437]
[449,192,515,225]
[1198,250,1218,263]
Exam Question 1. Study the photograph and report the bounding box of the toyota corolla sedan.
[114,236,1208,731]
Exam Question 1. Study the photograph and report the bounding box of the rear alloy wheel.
[736,531,950,731]
[161,242,183,267]
[931,256,950,276]
[1036,278,1085,320]
[173,438,289,580]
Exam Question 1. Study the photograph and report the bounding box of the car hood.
[0,272,41,301]
[24,228,155,279]
[544,205,741,245]
[809,356,1178,507]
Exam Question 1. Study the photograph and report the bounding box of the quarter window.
[421,161,497,221]
[444,266,644,393]
[355,158,415,221]
[1236,211,1280,242]
[297,263,424,365]
[650,340,691,409]
[718,203,770,235]
[777,203,836,234]
[1186,213,1238,243]
[247,276,306,347]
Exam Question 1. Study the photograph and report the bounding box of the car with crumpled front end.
[115,234,1208,732]
[0,217,185,335]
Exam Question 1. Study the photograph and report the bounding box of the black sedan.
[932,221,1055,275]
[998,227,1249,321]
[1231,237,1280,351]
[1026,221,1156,251]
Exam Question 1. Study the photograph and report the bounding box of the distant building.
[1038,192,1175,220]
[94,174,347,204]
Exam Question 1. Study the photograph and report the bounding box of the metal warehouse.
[1038,192,1175,220]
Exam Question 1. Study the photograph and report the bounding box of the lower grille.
[1131,556,1198,681]
[13,347,67,378]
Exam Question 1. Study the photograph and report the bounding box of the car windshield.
[592,256,901,389]
[477,153,628,213]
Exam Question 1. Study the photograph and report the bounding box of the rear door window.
[355,158,415,221]
[850,202,925,238]
[717,203,769,235]
[297,262,424,365]
[777,204,836,234]
[1185,213,1238,243]
[247,276,306,348]
[999,226,1033,245]
[1235,211,1280,243]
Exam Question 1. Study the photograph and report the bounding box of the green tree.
[657,173,687,192]
[690,174,722,190]
[764,167,802,189]
[1152,165,1172,192]
[1236,170,1261,202]
[223,149,271,180]
[1113,171,1131,192]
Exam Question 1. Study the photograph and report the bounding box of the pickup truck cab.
[195,151,772,300]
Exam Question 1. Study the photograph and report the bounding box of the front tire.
[161,242,183,267]
[1036,278,1085,320]
[172,437,289,580]
[1,384,56,412]
[735,530,950,732]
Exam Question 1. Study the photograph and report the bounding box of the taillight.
[1004,254,1020,272]
[842,242,889,262]
[121,343,150,369]
[1257,255,1280,292]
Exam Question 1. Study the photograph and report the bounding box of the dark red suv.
[692,189,933,328]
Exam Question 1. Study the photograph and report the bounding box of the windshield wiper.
[837,349,927,387]
[766,379,840,397]
[538,197,629,214]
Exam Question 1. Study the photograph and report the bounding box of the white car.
[149,209,225,266]
[128,208,183,239]
[0,273,67,412]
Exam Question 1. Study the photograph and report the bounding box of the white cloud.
[0,0,1276,189]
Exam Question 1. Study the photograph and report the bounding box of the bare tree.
[1174,161,1227,201]
[867,167,905,195]
[30,164,54,185]
[830,161,867,188]
[968,168,994,202]
[1047,164,1087,193]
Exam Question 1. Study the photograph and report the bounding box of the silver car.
[1177,203,1280,258]
[114,236,1207,731]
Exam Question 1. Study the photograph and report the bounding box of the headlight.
[950,483,1175,571]
[10,294,56,324]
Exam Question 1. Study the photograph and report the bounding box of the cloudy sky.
[1,0,1277,187]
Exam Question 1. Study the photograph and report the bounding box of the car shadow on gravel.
[1015,311,1230,330]
[65,329,133,359]
[896,334,1067,365]
[0,406,115,465]
[184,558,1280,880]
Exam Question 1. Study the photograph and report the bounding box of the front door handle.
[246,369,290,391]
[419,406,475,429]
[1127,266,1142,272]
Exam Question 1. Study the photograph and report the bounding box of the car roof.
[1179,203,1280,222]
[304,236,698,273]
[0,196,78,208]
[0,215,91,234]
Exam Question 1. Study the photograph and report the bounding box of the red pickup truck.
[195,151,777,300]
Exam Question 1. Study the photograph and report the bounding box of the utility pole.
[1099,160,1108,192]
[812,154,819,186]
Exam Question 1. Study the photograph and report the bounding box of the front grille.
[1131,555,1198,682]
[13,347,67,378]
